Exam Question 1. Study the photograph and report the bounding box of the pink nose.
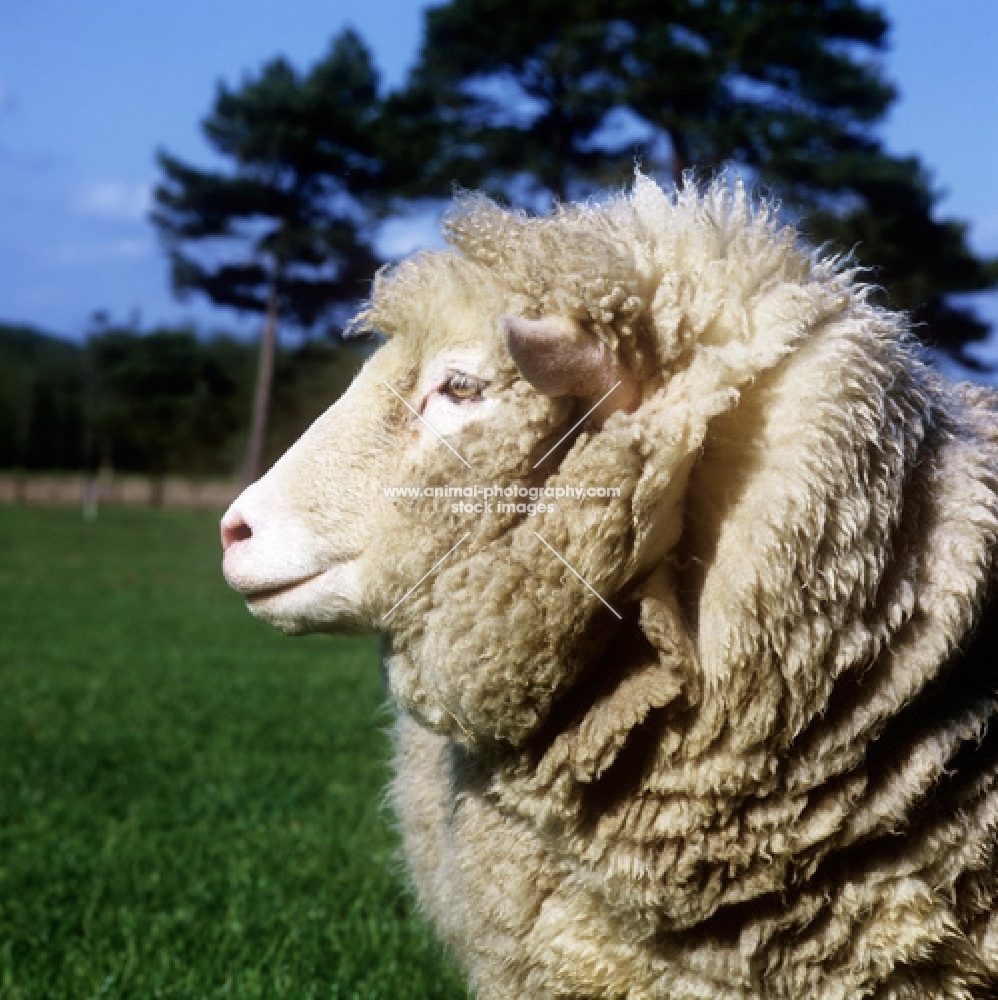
[220,507,253,552]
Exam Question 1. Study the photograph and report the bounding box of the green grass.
[0,505,467,999]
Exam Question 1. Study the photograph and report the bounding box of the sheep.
[220,175,998,999]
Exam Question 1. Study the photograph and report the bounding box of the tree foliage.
[0,323,366,476]
[0,325,86,471]
[400,0,997,361]
[85,327,249,475]
[152,28,389,481]
[153,29,387,333]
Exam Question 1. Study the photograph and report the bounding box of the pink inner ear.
[501,315,641,419]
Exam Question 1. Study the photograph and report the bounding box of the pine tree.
[402,0,997,362]
[153,29,384,482]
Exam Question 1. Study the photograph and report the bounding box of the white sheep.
[221,176,998,999]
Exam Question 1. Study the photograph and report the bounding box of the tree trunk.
[242,285,279,485]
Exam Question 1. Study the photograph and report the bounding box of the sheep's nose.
[220,506,253,552]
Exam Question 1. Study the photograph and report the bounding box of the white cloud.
[71,180,152,222]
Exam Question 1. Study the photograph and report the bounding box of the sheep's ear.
[500,315,641,421]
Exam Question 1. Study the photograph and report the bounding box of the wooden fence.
[0,474,240,509]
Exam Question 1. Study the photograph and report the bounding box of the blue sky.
[1,0,997,373]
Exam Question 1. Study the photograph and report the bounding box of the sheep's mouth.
[240,562,368,635]
[244,571,326,603]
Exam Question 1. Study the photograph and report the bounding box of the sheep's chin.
[245,562,369,635]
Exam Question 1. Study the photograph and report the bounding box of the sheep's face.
[221,288,505,635]
[222,255,652,741]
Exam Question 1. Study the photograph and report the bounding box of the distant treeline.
[0,323,368,476]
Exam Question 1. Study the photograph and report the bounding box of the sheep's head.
[221,177,856,749]
[221,244,665,745]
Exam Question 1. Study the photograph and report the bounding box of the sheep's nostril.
[221,512,253,552]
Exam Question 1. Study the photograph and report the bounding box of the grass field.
[0,505,467,999]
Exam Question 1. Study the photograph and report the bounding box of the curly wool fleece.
[361,177,998,999]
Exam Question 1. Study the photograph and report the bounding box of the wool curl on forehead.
[354,174,858,377]
[349,250,502,343]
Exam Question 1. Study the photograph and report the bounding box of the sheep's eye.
[442,371,487,402]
